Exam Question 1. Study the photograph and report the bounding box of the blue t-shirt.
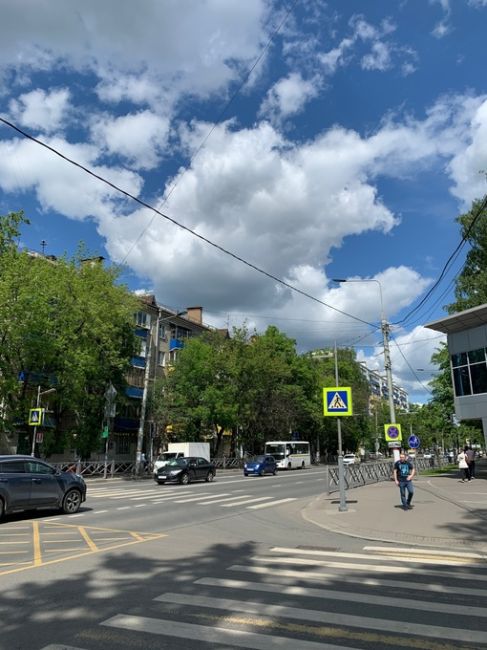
[394,460,413,482]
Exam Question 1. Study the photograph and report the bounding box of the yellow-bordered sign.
[28,408,45,426]
[323,387,353,417]
[384,423,402,442]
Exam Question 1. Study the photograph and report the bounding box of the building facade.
[426,303,487,449]
[112,296,211,462]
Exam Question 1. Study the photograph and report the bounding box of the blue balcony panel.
[135,328,148,339]
[169,338,184,351]
[131,356,146,368]
[125,386,144,399]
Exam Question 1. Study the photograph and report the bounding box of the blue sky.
[1,0,487,403]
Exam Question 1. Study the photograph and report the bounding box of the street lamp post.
[334,341,348,512]
[333,278,399,462]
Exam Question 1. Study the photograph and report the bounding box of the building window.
[451,347,487,396]
[135,311,151,328]
[158,351,166,366]
[159,323,167,339]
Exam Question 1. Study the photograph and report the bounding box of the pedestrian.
[457,448,470,482]
[465,446,475,479]
[393,451,416,511]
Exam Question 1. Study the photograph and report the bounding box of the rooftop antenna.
[40,240,47,256]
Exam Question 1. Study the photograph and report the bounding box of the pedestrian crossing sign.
[323,387,353,416]
[28,408,45,426]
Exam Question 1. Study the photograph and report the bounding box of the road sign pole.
[334,342,347,512]
[337,417,347,512]
[31,385,41,457]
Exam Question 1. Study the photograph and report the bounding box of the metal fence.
[325,456,449,494]
[50,455,449,481]
[50,456,245,478]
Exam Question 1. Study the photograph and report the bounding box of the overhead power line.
[394,194,487,327]
[0,116,377,329]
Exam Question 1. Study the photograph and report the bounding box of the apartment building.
[112,295,211,461]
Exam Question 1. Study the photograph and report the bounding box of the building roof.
[425,303,487,334]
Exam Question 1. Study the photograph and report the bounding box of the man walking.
[394,451,416,511]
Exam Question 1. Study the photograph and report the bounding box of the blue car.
[244,455,277,476]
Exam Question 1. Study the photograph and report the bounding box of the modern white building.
[426,303,487,448]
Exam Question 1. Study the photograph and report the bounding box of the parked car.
[423,452,433,459]
[0,455,86,520]
[343,454,358,465]
[155,457,216,485]
[243,455,277,476]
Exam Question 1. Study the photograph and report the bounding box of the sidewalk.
[303,459,487,553]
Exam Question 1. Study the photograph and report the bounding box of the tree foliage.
[151,325,372,457]
[0,211,138,457]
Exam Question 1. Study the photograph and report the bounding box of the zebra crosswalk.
[40,544,487,650]
[82,484,297,513]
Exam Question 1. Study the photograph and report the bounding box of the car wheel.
[287,462,292,469]
[243,472,248,476]
[61,489,82,514]
[157,479,165,485]
[205,471,215,482]
[258,470,263,476]
[0,497,4,520]
[180,472,190,485]
[301,461,305,469]
[272,469,276,475]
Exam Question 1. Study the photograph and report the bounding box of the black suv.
[0,455,87,520]
[155,456,216,485]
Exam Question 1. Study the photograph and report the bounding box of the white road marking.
[154,592,487,644]
[220,496,274,507]
[228,564,487,597]
[195,577,487,618]
[272,546,485,566]
[198,495,252,505]
[102,615,359,650]
[248,498,296,509]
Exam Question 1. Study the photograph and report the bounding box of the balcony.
[169,339,184,351]
[125,386,144,399]
[131,356,146,369]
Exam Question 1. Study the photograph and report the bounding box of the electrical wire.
[0,116,378,329]
[391,334,432,394]
[394,194,487,327]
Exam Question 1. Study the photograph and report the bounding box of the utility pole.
[381,318,400,462]
[334,341,348,512]
[135,308,186,476]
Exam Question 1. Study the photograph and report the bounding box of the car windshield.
[251,455,266,463]
[165,458,187,468]
[265,446,285,460]
[344,454,355,459]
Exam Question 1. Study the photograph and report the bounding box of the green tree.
[451,198,487,312]
[0,212,139,457]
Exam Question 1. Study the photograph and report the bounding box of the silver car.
[0,455,86,520]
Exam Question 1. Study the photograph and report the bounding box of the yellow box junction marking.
[0,522,166,576]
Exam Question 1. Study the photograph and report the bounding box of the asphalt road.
[1,467,486,650]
